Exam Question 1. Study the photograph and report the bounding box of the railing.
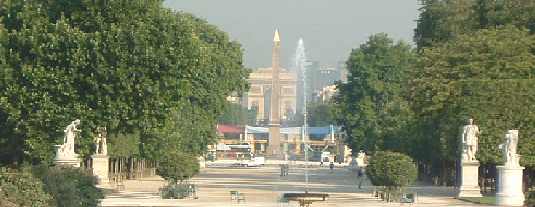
[83,157,157,189]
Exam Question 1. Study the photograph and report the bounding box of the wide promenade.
[101,164,493,207]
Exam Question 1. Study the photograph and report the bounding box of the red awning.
[217,124,243,134]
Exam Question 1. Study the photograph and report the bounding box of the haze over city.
[2,1,534,207]
[164,0,420,68]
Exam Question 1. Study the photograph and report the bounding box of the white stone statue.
[59,119,81,156]
[94,127,107,156]
[461,118,479,162]
[500,130,520,168]
[356,150,367,167]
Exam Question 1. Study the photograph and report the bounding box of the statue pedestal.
[456,161,482,198]
[54,145,81,168]
[497,165,525,206]
[91,155,110,185]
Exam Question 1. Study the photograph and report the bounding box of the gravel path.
[100,165,495,207]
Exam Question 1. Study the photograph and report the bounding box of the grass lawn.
[459,196,497,205]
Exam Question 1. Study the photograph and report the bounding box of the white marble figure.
[500,130,520,168]
[60,119,81,156]
[356,150,367,167]
[461,118,480,162]
[94,127,107,156]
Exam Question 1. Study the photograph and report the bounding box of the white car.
[245,157,265,167]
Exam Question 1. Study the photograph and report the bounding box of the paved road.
[101,165,494,207]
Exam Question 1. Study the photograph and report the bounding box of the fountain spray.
[294,38,309,192]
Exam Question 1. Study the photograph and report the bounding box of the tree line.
[335,0,535,186]
[0,0,249,166]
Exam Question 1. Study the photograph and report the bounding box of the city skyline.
[164,0,420,68]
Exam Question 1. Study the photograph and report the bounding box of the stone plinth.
[92,154,109,184]
[456,161,482,198]
[497,165,525,206]
[54,145,81,168]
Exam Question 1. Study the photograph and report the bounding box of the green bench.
[400,192,417,203]
[230,191,245,202]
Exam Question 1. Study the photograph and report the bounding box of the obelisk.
[268,29,281,156]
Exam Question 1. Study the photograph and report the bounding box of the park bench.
[230,190,238,200]
[230,191,245,202]
[237,192,245,202]
[400,192,417,204]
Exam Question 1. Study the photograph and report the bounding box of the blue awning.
[244,125,341,135]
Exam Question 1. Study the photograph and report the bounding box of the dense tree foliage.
[334,34,416,154]
[0,0,248,165]
[337,2,535,186]
[415,0,535,49]
[413,0,535,184]
[411,26,535,168]
[307,102,335,127]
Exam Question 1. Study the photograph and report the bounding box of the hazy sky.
[164,1,420,69]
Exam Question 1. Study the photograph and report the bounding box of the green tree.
[415,0,535,49]
[334,34,416,154]
[0,0,249,165]
[414,0,535,186]
[410,26,535,175]
[307,102,335,127]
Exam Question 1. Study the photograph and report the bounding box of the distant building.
[316,85,337,103]
[337,61,348,83]
[245,67,297,124]
[211,124,350,162]
[307,65,342,100]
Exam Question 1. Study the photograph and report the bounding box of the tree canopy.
[415,0,535,49]
[306,102,335,127]
[337,3,535,184]
[334,34,416,154]
[411,26,535,168]
[0,0,248,165]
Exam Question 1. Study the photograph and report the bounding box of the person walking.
[329,162,334,173]
[357,168,364,189]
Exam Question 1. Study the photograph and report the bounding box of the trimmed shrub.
[157,152,200,183]
[32,166,103,207]
[0,172,53,207]
[367,151,417,201]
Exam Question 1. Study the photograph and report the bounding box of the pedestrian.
[329,162,334,173]
[357,168,364,189]
[320,161,324,167]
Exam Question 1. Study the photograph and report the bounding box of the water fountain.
[282,38,329,207]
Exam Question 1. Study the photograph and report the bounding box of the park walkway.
[100,165,494,207]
